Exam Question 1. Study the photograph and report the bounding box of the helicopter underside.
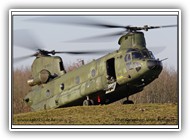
[58,62,163,108]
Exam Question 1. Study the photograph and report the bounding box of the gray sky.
[13,13,178,70]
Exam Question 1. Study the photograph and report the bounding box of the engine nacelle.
[27,69,51,86]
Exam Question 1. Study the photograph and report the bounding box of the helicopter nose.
[147,60,163,70]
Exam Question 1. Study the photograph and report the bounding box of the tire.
[122,100,134,104]
[83,100,90,106]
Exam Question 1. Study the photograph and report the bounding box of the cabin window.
[91,69,96,77]
[45,90,51,97]
[75,76,80,84]
[60,83,64,90]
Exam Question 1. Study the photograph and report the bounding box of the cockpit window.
[142,50,149,58]
[125,50,155,61]
[124,54,131,62]
[141,50,155,59]
[132,52,143,59]
[149,51,155,59]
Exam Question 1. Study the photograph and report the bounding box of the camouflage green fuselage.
[24,32,163,111]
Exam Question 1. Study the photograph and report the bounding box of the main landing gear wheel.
[83,99,94,106]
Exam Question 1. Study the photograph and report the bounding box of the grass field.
[13,103,178,125]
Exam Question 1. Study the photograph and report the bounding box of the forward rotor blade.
[148,46,166,55]
[13,29,44,51]
[27,16,177,32]
[159,24,177,28]
[64,30,126,42]
[145,25,177,30]
[26,16,126,29]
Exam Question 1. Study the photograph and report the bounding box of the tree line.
[12,65,178,114]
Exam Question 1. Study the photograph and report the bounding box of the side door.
[106,58,116,83]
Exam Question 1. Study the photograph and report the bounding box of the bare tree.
[130,66,178,104]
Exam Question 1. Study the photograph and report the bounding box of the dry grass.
[13,103,178,125]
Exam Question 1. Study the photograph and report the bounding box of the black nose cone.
[147,60,163,70]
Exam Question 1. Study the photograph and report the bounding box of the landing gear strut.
[83,96,94,106]
[122,97,134,104]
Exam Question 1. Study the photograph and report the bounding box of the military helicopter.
[14,17,177,111]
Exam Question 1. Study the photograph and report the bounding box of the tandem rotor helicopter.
[14,16,177,111]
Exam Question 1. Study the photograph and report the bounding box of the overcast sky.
[12,12,178,70]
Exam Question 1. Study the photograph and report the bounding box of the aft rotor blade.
[26,16,127,29]
[13,29,44,51]
[14,53,36,63]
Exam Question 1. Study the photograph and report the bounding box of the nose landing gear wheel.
[122,96,134,104]
[122,100,134,104]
